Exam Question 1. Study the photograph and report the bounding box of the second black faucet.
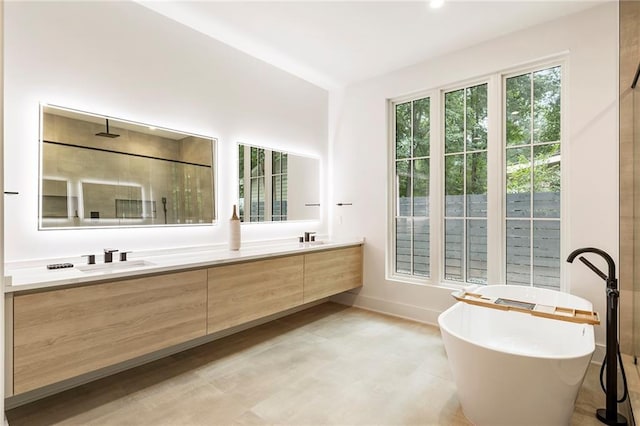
[104,249,119,263]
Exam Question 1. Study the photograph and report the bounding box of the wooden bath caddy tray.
[453,291,600,325]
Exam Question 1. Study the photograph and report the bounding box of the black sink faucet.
[104,248,119,263]
[304,232,316,242]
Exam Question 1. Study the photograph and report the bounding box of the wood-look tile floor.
[5,302,621,425]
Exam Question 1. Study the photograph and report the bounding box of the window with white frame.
[389,63,562,290]
[393,97,430,277]
[504,66,561,289]
[443,83,488,284]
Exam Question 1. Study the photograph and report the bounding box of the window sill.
[386,273,468,291]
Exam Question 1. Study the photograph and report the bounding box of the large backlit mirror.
[40,104,216,228]
[238,143,320,222]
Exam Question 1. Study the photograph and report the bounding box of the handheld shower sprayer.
[566,247,627,426]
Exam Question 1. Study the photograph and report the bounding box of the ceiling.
[139,1,607,90]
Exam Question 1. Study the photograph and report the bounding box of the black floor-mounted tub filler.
[567,247,628,426]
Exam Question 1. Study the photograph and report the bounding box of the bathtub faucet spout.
[566,247,617,290]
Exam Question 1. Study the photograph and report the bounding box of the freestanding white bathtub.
[438,285,595,426]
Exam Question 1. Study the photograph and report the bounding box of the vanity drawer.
[207,256,304,334]
[303,245,363,303]
[13,269,207,394]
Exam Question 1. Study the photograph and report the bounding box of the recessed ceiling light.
[430,0,444,9]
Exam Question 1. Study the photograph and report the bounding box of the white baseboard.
[331,292,442,326]
[333,292,609,368]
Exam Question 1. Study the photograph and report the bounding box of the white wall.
[330,3,619,345]
[4,1,328,262]
[287,155,321,221]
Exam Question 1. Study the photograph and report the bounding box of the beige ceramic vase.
[229,205,241,251]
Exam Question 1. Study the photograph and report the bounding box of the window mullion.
[487,74,502,285]
[243,145,251,221]
[430,92,442,284]
[530,145,535,287]
[410,101,415,275]
[265,150,273,222]
[529,73,535,287]
[462,89,468,283]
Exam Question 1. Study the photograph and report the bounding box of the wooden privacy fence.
[395,193,560,289]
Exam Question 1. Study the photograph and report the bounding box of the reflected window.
[249,147,266,222]
[238,144,317,223]
[240,146,288,222]
[239,145,278,222]
[272,151,288,221]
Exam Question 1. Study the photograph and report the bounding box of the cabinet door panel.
[304,246,363,303]
[13,270,207,394]
[207,256,303,334]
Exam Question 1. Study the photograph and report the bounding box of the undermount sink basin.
[302,240,324,246]
[76,259,156,273]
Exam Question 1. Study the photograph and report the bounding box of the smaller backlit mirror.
[40,104,216,228]
[238,143,320,222]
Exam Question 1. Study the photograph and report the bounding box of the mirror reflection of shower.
[39,104,217,228]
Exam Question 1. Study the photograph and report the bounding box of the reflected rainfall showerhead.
[95,119,120,138]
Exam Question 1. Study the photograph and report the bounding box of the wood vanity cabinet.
[207,256,304,334]
[12,269,207,394]
[8,244,363,396]
[303,245,363,303]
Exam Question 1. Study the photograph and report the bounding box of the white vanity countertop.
[4,238,364,293]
